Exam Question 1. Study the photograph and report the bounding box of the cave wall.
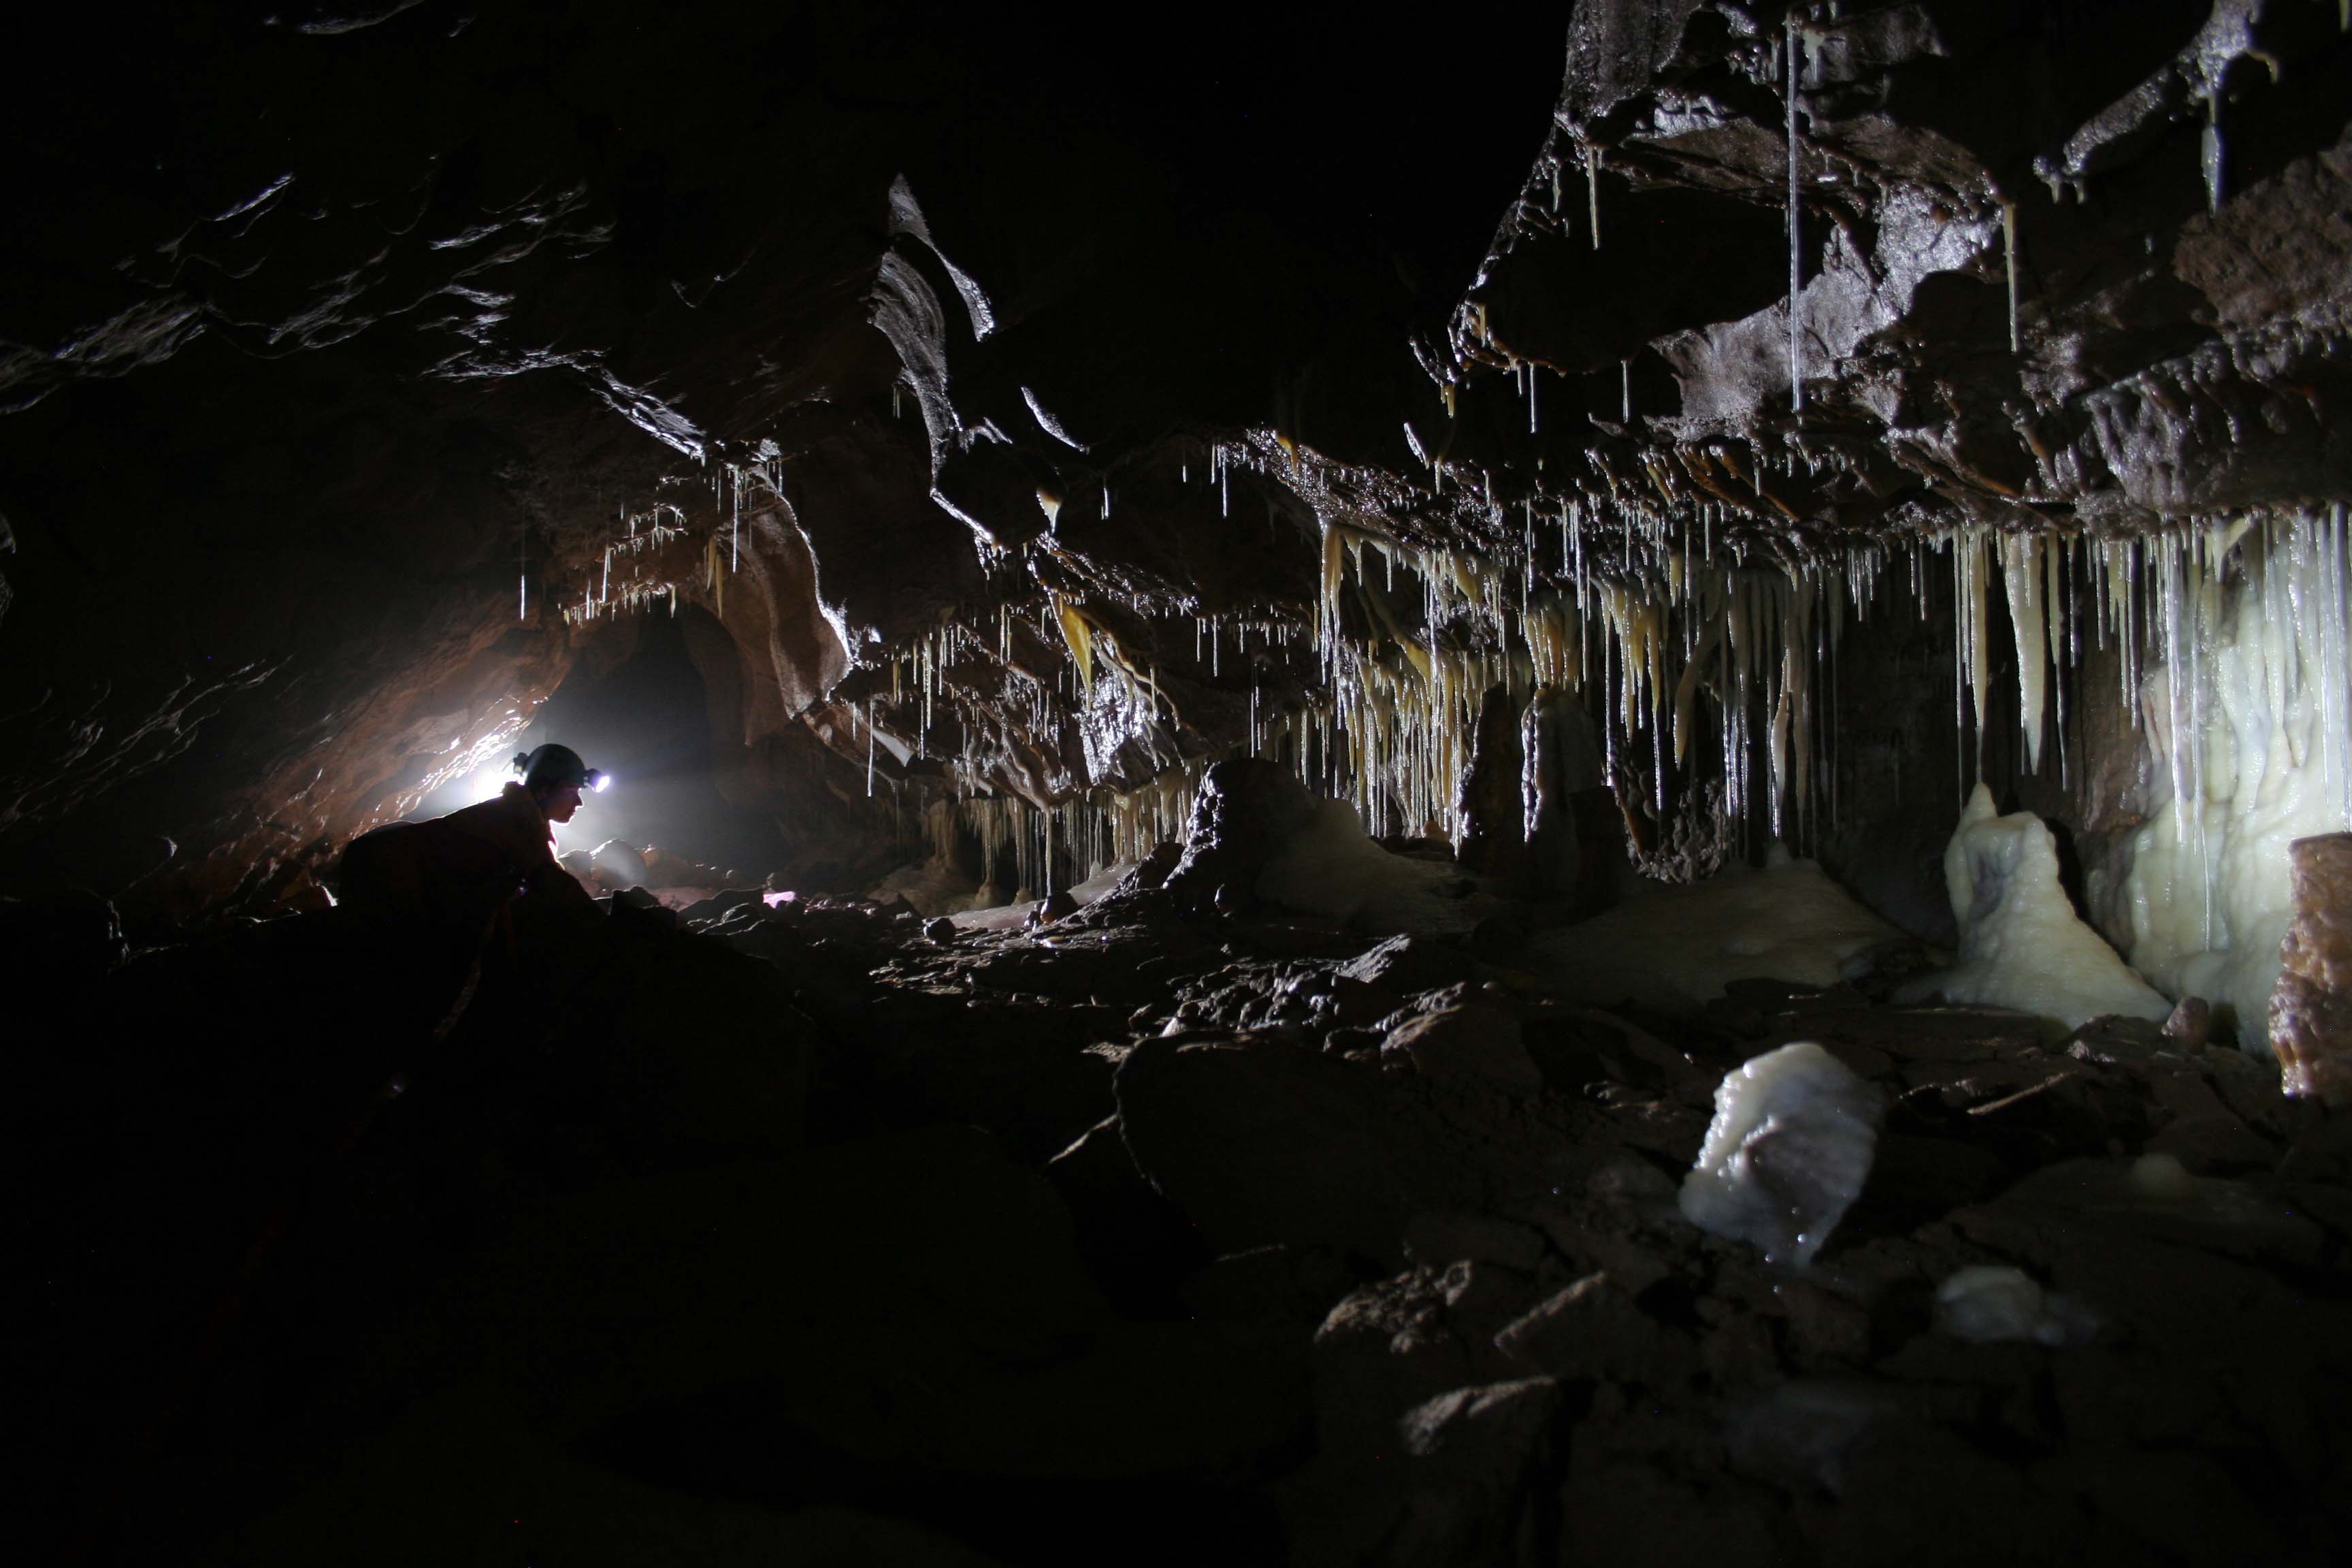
[0,0,1567,924]
[3,0,2347,953]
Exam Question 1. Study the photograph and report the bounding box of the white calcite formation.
[2118,519,2352,1046]
[1528,851,1899,1013]
[1678,1041,1883,1269]
[1904,785,2171,1031]
[1255,798,1486,936]
[1934,1265,2097,1346]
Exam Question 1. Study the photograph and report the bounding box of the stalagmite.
[1902,785,2171,1032]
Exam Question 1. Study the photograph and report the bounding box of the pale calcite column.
[2272,833,2352,1105]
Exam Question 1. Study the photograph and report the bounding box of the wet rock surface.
[2273,832,2352,1105]
[24,845,2352,1565]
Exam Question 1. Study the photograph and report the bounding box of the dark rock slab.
[1381,1006,1542,1088]
[1117,1034,1485,1267]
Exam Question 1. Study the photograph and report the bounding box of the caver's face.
[544,783,583,823]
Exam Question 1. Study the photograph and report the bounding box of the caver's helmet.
[513,743,607,794]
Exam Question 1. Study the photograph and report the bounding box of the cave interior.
[8,1,2352,1564]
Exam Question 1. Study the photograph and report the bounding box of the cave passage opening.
[413,610,788,880]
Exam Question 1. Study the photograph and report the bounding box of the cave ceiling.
[1,0,2347,922]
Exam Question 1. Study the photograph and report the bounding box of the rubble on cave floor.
[22,847,2352,1567]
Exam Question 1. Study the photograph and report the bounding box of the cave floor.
[25,885,2352,1567]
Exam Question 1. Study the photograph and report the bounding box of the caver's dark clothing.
[337,782,600,1032]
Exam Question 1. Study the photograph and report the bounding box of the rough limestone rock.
[1338,933,1477,996]
[2271,832,2352,1105]
[484,1125,1307,1482]
[1372,1378,1564,1568]
[1493,1270,1693,1386]
[1159,760,1321,915]
[590,838,653,889]
[1115,1036,1483,1266]
[1380,1007,1544,1088]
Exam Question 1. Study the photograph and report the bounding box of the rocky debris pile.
[23,804,2352,1565]
[559,840,749,910]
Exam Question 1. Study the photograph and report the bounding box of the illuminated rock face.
[0,1,2346,942]
[2272,832,2352,1104]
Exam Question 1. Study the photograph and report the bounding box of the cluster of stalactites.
[556,458,794,631]
[913,765,1204,900]
[1950,510,2352,823]
[1310,501,1882,846]
[1305,488,2350,890]
[2112,509,2352,1038]
[557,503,690,627]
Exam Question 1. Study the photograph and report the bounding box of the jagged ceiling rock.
[0,1,1560,917]
[1,0,2343,921]
[1439,0,2350,544]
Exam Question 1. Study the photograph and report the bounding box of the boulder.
[1115,1035,1482,1266]
[1046,1115,1209,1314]
[1379,1007,1541,1088]
[1492,1271,1692,1386]
[1288,1376,1563,1568]
[481,1126,1307,1485]
[1337,933,1475,996]
[1179,1243,1354,1333]
[591,839,653,889]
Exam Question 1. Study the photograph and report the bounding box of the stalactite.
[2002,533,2048,774]
[2002,201,2021,353]
[1585,143,1601,250]
[1786,18,1804,415]
[2115,511,2352,1039]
